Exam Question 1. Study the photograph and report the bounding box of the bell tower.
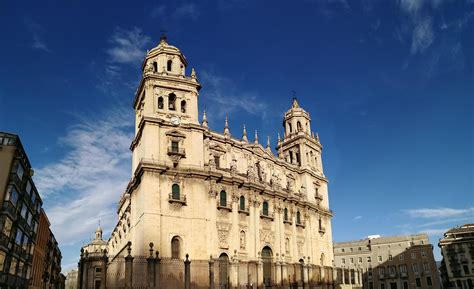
[131,35,202,172]
[277,98,323,174]
[133,34,201,128]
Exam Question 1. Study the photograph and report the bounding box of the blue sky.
[0,0,473,271]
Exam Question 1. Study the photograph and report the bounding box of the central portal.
[262,246,273,287]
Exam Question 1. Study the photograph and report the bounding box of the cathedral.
[77,35,352,289]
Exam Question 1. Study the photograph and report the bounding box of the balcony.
[217,204,232,212]
[0,232,10,248]
[2,201,17,218]
[260,211,274,220]
[167,147,185,157]
[9,173,23,190]
[238,207,250,215]
[168,193,186,205]
[319,227,326,235]
[400,272,408,278]
[379,274,385,279]
[315,193,323,201]
[283,219,292,225]
[296,221,306,228]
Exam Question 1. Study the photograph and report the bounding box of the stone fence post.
[125,242,134,289]
[184,254,191,289]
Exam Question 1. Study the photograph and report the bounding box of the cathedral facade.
[78,36,344,289]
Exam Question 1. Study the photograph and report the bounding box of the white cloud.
[404,207,474,219]
[24,18,51,53]
[200,71,269,119]
[410,17,435,54]
[353,215,363,221]
[35,106,133,246]
[106,27,151,65]
[173,3,200,20]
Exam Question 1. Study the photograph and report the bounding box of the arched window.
[168,93,176,110]
[297,121,302,131]
[285,238,290,253]
[239,196,245,211]
[319,218,323,230]
[153,62,157,73]
[288,123,292,133]
[240,231,246,249]
[296,211,301,224]
[181,100,186,113]
[171,236,181,259]
[172,184,180,200]
[262,201,269,216]
[284,208,288,221]
[167,60,172,71]
[320,253,325,266]
[220,190,227,207]
[158,97,164,109]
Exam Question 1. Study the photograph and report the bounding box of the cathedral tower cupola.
[133,34,201,129]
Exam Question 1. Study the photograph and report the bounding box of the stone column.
[282,261,288,289]
[257,259,263,289]
[77,249,84,289]
[276,261,282,288]
[125,242,134,289]
[232,189,239,252]
[101,250,108,289]
[341,268,345,284]
[184,254,191,289]
[230,260,239,289]
[303,264,309,289]
[349,269,352,285]
[147,244,156,288]
[209,257,215,289]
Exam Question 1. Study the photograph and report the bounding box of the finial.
[127,241,132,256]
[254,130,259,144]
[315,133,319,141]
[292,97,299,108]
[191,68,197,79]
[202,110,208,127]
[224,115,230,137]
[160,30,167,43]
[266,136,271,149]
[242,125,248,143]
[277,133,281,144]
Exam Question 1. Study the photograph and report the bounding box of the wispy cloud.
[24,18,51,53]
[404,207,474,219]
[173,3,200,20]
[200,71,269,119]
[106,27,151,65]
[410,17,434,54]
[35,106,133,246]
[418,228,448,236]
[353,215,363,221]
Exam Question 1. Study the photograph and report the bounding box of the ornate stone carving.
[259,229,274,244]
[217,222,231,249]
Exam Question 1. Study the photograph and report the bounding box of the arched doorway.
[219,253,229,289]
[262,246,273,287]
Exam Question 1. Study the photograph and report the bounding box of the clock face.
[170,116,181,126]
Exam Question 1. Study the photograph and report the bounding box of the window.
[285,238,290,254]
[390,282,397,289]
[262,201,269,216]
[378,256,383,262]
[379,267,385,276]
[400,265,407,273]
[369,282,374,289]
[411,253,416,259]
[381,283,385,289]
[369,268,373,276]
[350,258,354,263]
[219,191,227,207]
[403,281,409,289]
[1,217,13,237]
[158,97,164,109]
[214,156,220,168]
[358,247,362,251]
[399,254,404,261]
[342,258,346,264]
[421,251,427,258]
[239,196,245,211]
[95,267,102,273]
[350,248,354,252]
[9,257,17,275]
[0,251,5,271]
[319,218,323,230]
[15,230,23,245]
[423,262,429,271]
[358,257,362,263]
[171,141,179,153]
[171,236,180,259]
[289,151,293,163]
[171,184,180,200]
[167,60,172,71]
[297,121,302,131]
[389,255,393,261]
[5,186,19,206]
[288,123,292,133]
[181,100,186,113]
[168,93,176,110]
[426,277,432,287]
[413,264,418,273]
[389,266,396,275]
[415,278,421,288]
[284,208,288,221]
[15,163,24,180]
[463,265,469,274]
[341,248,345,253]
[296,211,301,224]
[153,62,157,72]
[367,256,372,263]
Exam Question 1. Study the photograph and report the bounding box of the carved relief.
[259,229,274,244]
[297,237,305,256]
[217,222,231,249]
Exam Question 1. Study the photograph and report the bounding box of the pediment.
[165,130,186,138]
